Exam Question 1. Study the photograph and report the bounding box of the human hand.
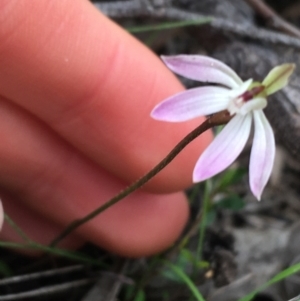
[0,0,212,257]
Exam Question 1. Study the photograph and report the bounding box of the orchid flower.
[151,55,295,200]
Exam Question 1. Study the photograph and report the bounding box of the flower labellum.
[151,55,295,200]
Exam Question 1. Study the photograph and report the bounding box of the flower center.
[241,85,265,102]
[228,84,267,116]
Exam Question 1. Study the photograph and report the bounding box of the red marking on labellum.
[242,86,265,102]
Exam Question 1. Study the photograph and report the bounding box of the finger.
[0,0,212,193]
[0,96,188,256]
[0,191,83,254]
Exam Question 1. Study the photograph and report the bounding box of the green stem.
[197,180,212,261]
[4,214,33,243]
[0,241,105,266]
[162,260,206,301]
[50,111,232,247]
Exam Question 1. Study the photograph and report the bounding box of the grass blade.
[238,262,300,301]
[127,18,212,33]
[162,260,206,301]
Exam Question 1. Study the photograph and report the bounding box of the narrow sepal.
[249,110,275,200]
[262,63,295,95]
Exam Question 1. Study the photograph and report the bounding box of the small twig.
[50,111,232,247]
[0,279,94,301]
[163,8,300,49]
[82,259,129,301]
[94,0,148,18]
[94,0,170,18]
[95,2,300,49]
[245,0,300,38]
[289,295,300,301]
[0,265,84,286]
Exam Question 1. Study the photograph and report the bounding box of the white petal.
[249,110,275,200]
[228,79,253,98]
[151,86,230,122]
[162,55,243,88]
[227,79,254,115]
[239,97,267,115]
[193,114,252,182]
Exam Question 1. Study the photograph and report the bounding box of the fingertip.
[0,192,84,254]
[88,191,189,257]
[0,0,213,194]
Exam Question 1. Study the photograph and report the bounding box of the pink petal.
[151,86,230,122]
[162,55,243,89]
[249,110,275,200]
[193,114,252,182]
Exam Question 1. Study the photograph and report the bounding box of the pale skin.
[0,0,212,257]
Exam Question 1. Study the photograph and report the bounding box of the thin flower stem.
[50,111,232,247]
